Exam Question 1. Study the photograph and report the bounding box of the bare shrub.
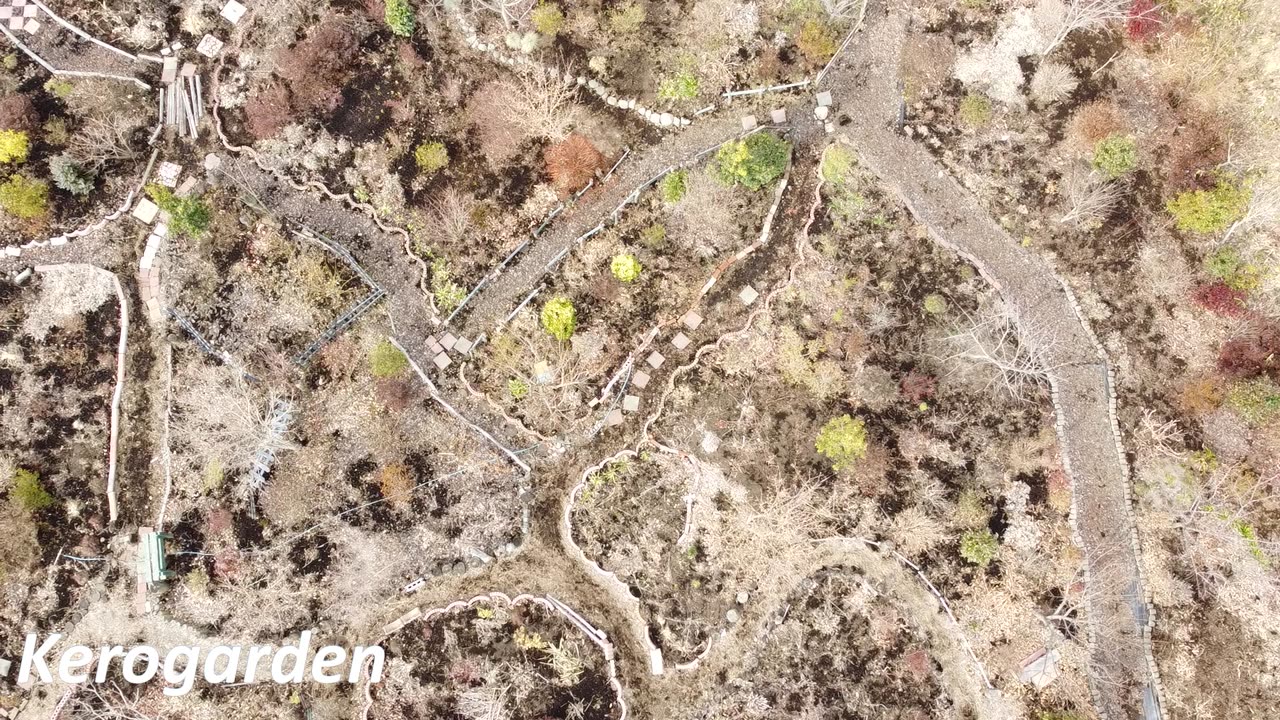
[172,364,296,486]
[1036,0,1137,55]
[277,20,359,113]
[244,83,294,140]
[545,133,603,194]
[1058,166,1124,229]
[888,506,947,557]
[69,114,143,169]
[942,303,1058,401]
[501,71,580,141]
[22,264,115,340]
[1030,60,1078,104]
[1065,99,1124,149]
[458,683,512,720]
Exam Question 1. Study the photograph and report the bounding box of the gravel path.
[823,6,1158,719]
[456,114,754,337]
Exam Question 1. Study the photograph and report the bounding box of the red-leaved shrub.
[900,371,937,403]
[244,82,294,140]
[277,20,358,114]
[1191,281,1247,317]
[1125,0,1162,41]
[1217,325,1280,380]
[545,133,604,194]
[0,94,38,132]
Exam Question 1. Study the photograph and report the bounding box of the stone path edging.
[375,591,631,720]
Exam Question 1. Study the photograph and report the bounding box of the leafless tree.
[70,114,142,169]
[1036,0,1152,55]
[173,364,296,484]
[942,304,1059,401]
[463,0,535,26]
[1058,167,1125,229]
[501,71,580,141]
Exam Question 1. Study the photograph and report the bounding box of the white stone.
[701,432,721,454]
[741,115,757,131]
[738,286,759,305]
[132,198,160,224]
[220,0,246,24]
[816,90,833,107]
[736,591,749,604]
[50,236,68,246]
[196,34,224,58]
[814,105,829,120]
[770,108,787,123]
[4,246,19,257]
[577,76,586,85]
[204,153,222,171]
[659,112,674,127]
[622,395,640,413]
[606,96,618,106]
[588,79,599,89]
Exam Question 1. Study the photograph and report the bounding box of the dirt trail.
[456,115,748,337]
[821,5,1158,719]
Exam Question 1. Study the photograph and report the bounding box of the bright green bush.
[1167,175,1251,234]
[430,258,465,311]
[1204,246,1264,292]
[43,78,72,99]
[960,528,999,567]
[1091,134,1137,178]
[12,468,55,512]
[540,296,576,340]
[369,340,409,377]
[820,144,855,184]
[1226,377,1280,424]
[608,2,646,35]
[659,170,687,203]
[531,3,566,36]
[611,253,642,282]
[714,131,790,191]
[797,19,837,66]
[385,0,415,37]
[414,141,449,174]
[48,154,95,196]
[0,174,48,218]
[146,185,211,237]
[815,414,867,470]
[958,94,992,127]
[923,293,948,315]
[508,378,530,399]
[0,129,28,164]
[658,70,699,101]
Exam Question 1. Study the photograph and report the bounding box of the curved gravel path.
[821,6,1160,719]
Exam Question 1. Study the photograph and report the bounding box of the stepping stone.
[433,353,451,370]
[816,91,833,107]
[622,395,640,413]
[681,311,703,330]
[156,161,182,188]
[672,333,691,350]
[770,108,787,124]
[220,0,246,24]
[196,34,224,58]
[606,409,624,426]
[453,337,473,354]
[21,17,36,34]
[741,115,757,131]
[632,370,650,389]
[153,222,169,237]
[439,333,457,351]
[738,286,759,305]
[131,198,159,224]
[646,351,665,369]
